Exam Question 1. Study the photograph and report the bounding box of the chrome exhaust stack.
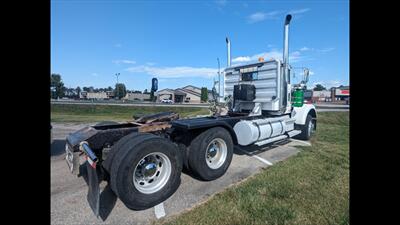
[226,37,231,67]
[283,14,292,66]
[280,14,292,113]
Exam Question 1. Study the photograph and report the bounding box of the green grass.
[157,111,349,225]
[51,104,210,123]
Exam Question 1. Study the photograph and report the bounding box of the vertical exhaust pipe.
[283,14,292,66]
[281,14,292,113]
[226,37,231,67]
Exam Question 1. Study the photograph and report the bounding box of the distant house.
[63,89,78,98]
[123,92,151,101]
[309,85,350,103]
[312,90,332,102]
[156,85,205,103]
[80,91,114,100]
[331,85,350,101]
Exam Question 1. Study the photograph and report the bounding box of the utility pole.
[217,58,221,103]
[115,73,120,100]
[115,73,120,84]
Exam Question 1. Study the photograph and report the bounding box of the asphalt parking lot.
[51,123,310,225]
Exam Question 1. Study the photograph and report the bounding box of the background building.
[312,90,332,102]
[123,92,151,101]
[309,85,350,103]
[332,85,350,101]
[157,85,208,103]
[79,91,114,100]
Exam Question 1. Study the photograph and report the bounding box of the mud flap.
[86,161,100,218]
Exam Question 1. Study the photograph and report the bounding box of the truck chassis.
[62,13,317,218]
[65,109,316,217]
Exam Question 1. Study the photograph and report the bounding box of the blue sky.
[51,0,349,92]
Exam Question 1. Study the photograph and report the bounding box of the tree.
[76,86,81,98]
[201,87,208,102]
[313,84,327,91]
[50,73,65,99]
[150,90,156,102]
[114,83,127,99]
[143,89,149,94]
[107,86,113,91]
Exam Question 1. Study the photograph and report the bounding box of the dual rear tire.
[105,127,234,210]
[186,127,234,181]
[107,133,182,210]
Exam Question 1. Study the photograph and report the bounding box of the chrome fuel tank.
[233,116,294,146]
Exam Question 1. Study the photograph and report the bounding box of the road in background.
[51,100,349,111]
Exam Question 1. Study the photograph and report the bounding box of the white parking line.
[236,148,274,166]
[154,202,166,219]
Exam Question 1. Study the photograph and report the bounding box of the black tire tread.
[102,132,141,173]
[295,114,313,140]
[187,127,233,181]
[110,133,182,210]
[109,133,154,196]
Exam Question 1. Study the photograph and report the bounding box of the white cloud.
[125,65,219,78]
[288,8,310,15]
[300,47,310,51]
[291,51,301,57]
[298,46,335,54]
[247,8,310,24]
[215,0,227,6]
[247,12,266,23]
[318,47,335,53]
[114,43,122,48]
[312,80,343,89]
[232,49,303,64]
[247,11,281,23]
[232,56,251,63]
[91,73,99,77]
[113,59,136,65]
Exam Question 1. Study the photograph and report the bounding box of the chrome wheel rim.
[308,120,315,136]
[133,152,171,194]
[205,138,227,169]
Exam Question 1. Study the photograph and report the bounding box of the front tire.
[110,133,182,210]
[295,114,315,140]
[187,127,233,181]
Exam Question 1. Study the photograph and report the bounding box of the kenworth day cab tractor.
[63,14,316,217]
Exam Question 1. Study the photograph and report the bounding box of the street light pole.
[115,73,120,99]
[115,73,120,84]
[217,58,220,101]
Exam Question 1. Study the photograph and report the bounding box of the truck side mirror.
[151,78,158,92]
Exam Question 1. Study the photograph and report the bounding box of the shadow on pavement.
[181,167,204,181]
[79,163,118,221]
[66,138,294,221]
[180,139,291,181]
[234,139,291,155]
[51,139,66,156]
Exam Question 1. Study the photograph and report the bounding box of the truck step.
[254,134,288,146]
[287,130,301,137]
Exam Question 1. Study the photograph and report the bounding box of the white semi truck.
[64,14,316,217]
